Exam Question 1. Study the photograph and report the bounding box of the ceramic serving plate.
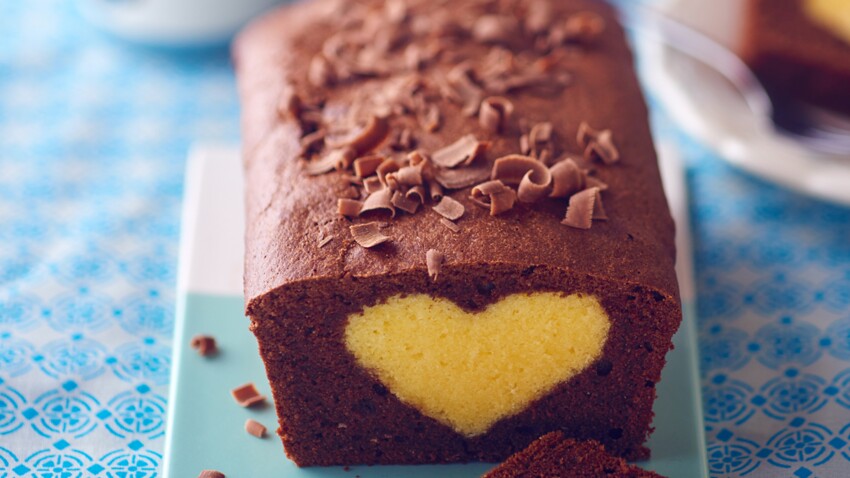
[161,144,707,477]
[635,0,850,206]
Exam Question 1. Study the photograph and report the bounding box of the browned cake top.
[234,0,678,309]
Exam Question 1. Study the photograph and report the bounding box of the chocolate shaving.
[562,187,601,229]
[586,176,609,191]
[429,180,444,201]
[479,97,514,134]
[198,471,225,478]
[350,222,391,248]
[190,335,217,357]
[390,127,415,151]
[394,165,424,186]
[407,150,428,166]
[487,71,572,95]
[526,0,554,34]
[577,121,601,148]
[360,188,395,217]
[337,198,363,218]
[426,249,445,281]
[433,196,465,221]
[363,176,384,194]
[564,12,606,44]
[231,383,266,408]
[354,155,385,178]
[519,134,531,155]
[439,218,461,233]
[434,164,491,190]
[471,180,517,215]
[491,154,552,187]
[406,185,426,203]
[584,130,620,164]
[391,191,420,214]
[530,122,553,144]
[305,148,354,176]
[431,135,488,168]
[299,129,326,157]
[376,158,401,186]
[518,170,552,203]
[348,115,390,155]
[318,235,334,248]
[549,158,586,198]
[308,55,335,87]
[245,419,267,438]
[448,65,484,116]
[419,103,441,132]
[472,15,520,44]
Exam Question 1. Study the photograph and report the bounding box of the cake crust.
[234,0,681,466]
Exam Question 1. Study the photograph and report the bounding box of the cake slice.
[484,432,665,478]
[234,0,681,466]
[741,0,850,115]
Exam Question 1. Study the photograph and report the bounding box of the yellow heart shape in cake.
[344,292,611,437]
[805,0,850,45]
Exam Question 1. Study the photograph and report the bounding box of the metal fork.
[615,1,850,156]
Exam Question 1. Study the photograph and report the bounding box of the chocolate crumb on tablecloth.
[190,335,217,357]
[197,470,225,478]
[245,419,268,438]
[231,383,266,408]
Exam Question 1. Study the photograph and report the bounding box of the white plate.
[636,0,850,206]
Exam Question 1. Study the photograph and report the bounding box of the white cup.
[78,0,289,47]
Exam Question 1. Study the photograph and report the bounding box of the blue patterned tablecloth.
[1,1,849,477]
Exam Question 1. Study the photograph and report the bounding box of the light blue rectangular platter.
[163,146,708,477]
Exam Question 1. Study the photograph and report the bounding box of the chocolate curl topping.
[479,97,514,134]
[549,158,586,198]
[360,188,395,217]
[577,121,602,148]
[439,218,461,233]
[491,154,551,187]
[471,180,517,215]
[428,180,444,201]
[299,129,326,157]
[518,170,553,203]
[231,383,266,408]
[350,222,391,248]
[431,135,488,168]
[244,419,267,438]
[353,155,385,178]
[406,185,426,204]
[308,55,335,88]
[525,0,554,34]
[448,65,484,116]
[391,191,421,214]
[426,249,445,281]
[419,103,442,132]
[472,15,520,44]
[305,148,355,176]
[348,115,390,155]
[585,130,620,164]
[433,196,465,221]
[376,158,401,185]
[562,187,601,229]
[395,165,424,187]
[564,12,606,44]
[198,471,225,478]
[586,176,610,191]
[363,176,384,194]
[433,164,491,190]
[337,198,363,218]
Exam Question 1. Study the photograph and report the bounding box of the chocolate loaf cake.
[235,0,681,467]
[484,432,664,477]
[741,0,850,116]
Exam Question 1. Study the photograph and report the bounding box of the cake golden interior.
[344,293,611,437]
[804,0,850,44]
